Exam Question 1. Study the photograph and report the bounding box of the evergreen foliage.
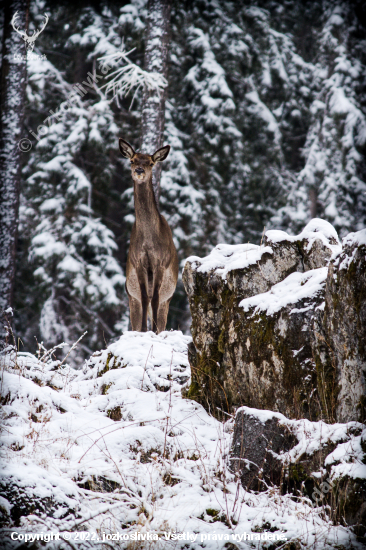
[10,0,365,360]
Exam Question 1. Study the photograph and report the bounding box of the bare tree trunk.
[0,0,28,321]
[140,0,171,204]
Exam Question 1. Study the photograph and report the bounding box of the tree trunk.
[0,0,28,321]
[140,0,171,204]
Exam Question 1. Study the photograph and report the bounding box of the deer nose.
[135,167,145,175]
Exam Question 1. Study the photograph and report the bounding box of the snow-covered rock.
[231,407,366,535]
[183,220,341,421]
[183,220,365,424]
[322,229,366,423]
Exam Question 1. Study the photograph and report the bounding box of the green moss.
[97,352,114,377]
[186,379,200,400]
[101,383,113,395]
[187,260,325,420]
[206,508,220,518]
[97,353,125,378]
[288,463,306,484]
[218,327,225,354]
[190,347,229,414]
[314,345,339,423]
[253,521,277,533]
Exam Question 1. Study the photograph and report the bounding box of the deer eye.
[150,163,154,167]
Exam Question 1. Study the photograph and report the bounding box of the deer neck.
[133,176,160,231]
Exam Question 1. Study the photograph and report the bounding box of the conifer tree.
[12,0,366,345]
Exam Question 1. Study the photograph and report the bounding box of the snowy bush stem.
[0,0,28,328]
[140,0,171,204]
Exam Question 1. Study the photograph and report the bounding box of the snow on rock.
[322,227,366,423]
[184,242,271,279]
[183,220,345,422]
[336,228,366,271]
[185,218,340,283]
[240,267,328,316]
[231,406,366,528]
[1,332,362,549]
[265,218,340,249]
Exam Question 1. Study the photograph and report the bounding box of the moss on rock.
[183,226,366,424]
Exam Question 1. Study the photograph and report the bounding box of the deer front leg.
[140,283,149,332]
[126,265,144,331]
[156,300,170,334]
[128,295,143,331]
[152,282,170,334]
[151,285,160,334]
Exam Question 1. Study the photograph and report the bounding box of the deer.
[119,138,178,334]
[11,12,49,52]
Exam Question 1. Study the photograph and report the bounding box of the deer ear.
[119,138,135,159]
[152,145,170,163]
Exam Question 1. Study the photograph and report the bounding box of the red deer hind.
[119,138,178,333]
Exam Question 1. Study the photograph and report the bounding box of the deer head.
[119,138,170,184]
[11,12,49,51]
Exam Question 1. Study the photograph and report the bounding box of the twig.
[141,345,153,390]
[59,331,87,367]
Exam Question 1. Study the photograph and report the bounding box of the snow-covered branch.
[98,48,167,107]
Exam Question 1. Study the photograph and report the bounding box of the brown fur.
[119,138,179,333]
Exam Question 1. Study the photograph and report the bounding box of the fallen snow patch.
[0,332,363,549]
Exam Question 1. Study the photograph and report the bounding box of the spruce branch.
[98,47,167,108]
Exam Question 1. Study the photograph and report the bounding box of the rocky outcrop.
[230,407,366,539]
[230,408,295,490]
[323,231,366,423]
[183,219,366,423]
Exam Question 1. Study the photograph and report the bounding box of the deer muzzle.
[135,168,145,175]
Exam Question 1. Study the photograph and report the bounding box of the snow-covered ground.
[0,331,364,549]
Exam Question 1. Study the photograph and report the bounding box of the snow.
[342,229,366,248]
[235,407,366,482]
[58,255,83,274]
[334,229,366,272]
[185,219,341,281]
[39,198,64,213]
[328,14,344,27]
[1,334,364,549]
[185,242,272,279]
[6,0,366,542]
[266,218,340,248]
[98,47,168,106]
[246,89,282,146]
[239,268,328,316]
[266,218,341,261]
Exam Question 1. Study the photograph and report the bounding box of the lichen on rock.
[183,219,365,424]
[322,230,366,423]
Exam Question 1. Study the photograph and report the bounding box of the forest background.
[1,0,365,366]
